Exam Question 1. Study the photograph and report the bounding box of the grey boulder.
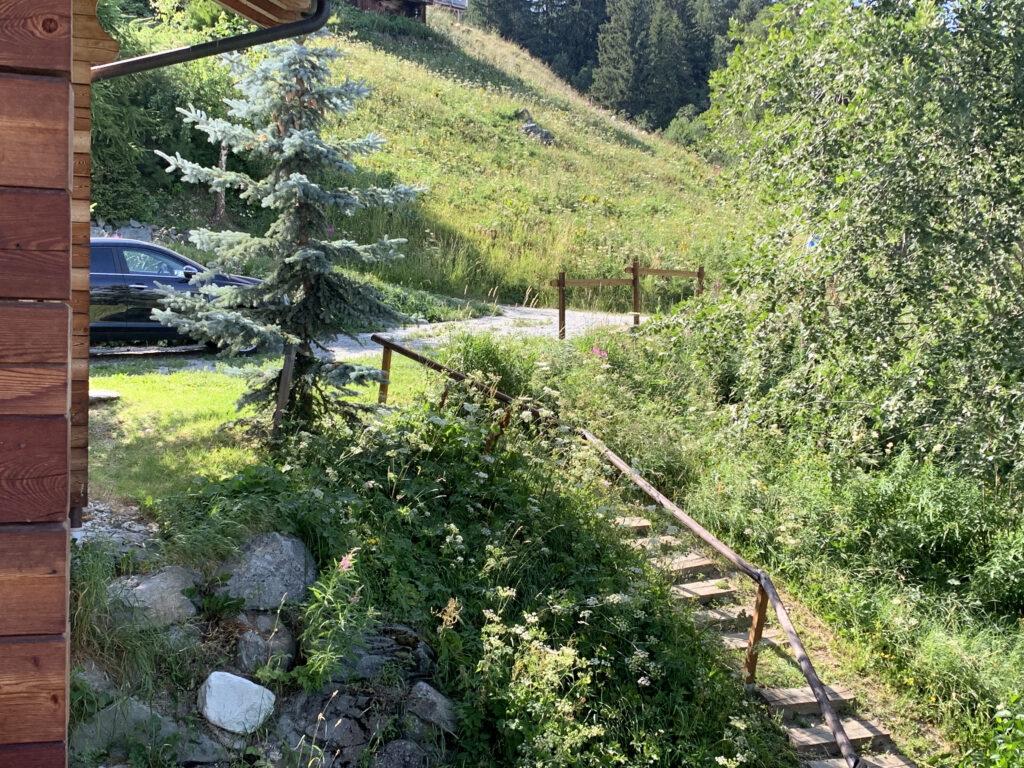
[371,740,429,768]
[108,566,197,628]
[70,698,226,764]
[219,532,316,609]
[237,612,297,674]
[405,682,457,736]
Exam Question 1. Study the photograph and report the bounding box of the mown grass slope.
[327,8,750,309]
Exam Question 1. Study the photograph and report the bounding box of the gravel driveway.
[325,304,640,359]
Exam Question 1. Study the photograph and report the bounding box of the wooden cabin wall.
[0,2,115,765]
[0,1,74,765]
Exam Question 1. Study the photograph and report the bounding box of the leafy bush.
[961,697,1024,768]
[158,389,795,767]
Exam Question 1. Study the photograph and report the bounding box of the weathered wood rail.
[548,260,704,339]
[372,334,863,768]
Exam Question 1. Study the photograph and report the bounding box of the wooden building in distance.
[346,0,433,22]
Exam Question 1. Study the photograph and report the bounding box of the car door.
[118,245,193,340]
[89,245,129,340]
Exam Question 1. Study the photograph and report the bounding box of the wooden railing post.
[378,346,393,404]
[743,584,769,684]
[696,265,705,297]
[631,259,641,325]
[557,271,566,340]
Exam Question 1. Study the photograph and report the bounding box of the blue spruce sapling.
[155,36,418,431]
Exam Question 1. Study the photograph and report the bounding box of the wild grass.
[443,330,1024,766]
[317,6,751,309]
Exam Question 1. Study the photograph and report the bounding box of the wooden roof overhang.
[214,0,314,28]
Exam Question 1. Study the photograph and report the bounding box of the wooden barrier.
[548,260,705,339]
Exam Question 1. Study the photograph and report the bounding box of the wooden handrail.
[371,335,862,768]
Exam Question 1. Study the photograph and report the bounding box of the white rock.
[198,672,276,734]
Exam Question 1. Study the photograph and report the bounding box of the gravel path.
[90,306,640,367]
[324,304,640,359]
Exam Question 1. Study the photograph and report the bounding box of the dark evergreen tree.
[590,0,651,119]
[155,36,418,430]
[643,0,694,127]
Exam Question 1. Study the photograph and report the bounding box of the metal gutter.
[90,0,330,82]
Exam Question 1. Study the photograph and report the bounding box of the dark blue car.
[89,238,259,344]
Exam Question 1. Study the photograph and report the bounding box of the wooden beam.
[0,75,72,191]
[0,743,67,768]
[0,417,69,524]
[0,189,70,252]
[0,368,68,416]
[0,0,72,75]
[0,636,67,745]
[0,303,70,365]
[0,523,68,636]
[623,266,701,278]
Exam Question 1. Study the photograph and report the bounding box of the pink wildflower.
[591,346,608,359]
[338,547,359,572]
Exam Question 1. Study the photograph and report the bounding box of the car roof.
[90,237,163,248]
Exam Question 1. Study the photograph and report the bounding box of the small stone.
[219,532,316,610]
[405,682,457,736]
[108,566,198,628]
[198,672,276,734]
[89,389,121,405]
[371,739,428,768]
[237,613,296,674]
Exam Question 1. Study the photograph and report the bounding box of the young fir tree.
[154,36,418,431]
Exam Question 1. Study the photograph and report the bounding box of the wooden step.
[694,604,752,630]
[720,628,783,651]
[614,516,652,534]
[671,576,737,605]
[653,552,719,580]
[786,718,891,756]
[806,754,916,768]
[758,685,855,718]
[628,535,681,552]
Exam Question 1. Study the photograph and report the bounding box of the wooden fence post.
[696,265,705,297]
[378,346,393,405]
[631,260,641,325]
[743,585,769,684]
[557,271,566,340]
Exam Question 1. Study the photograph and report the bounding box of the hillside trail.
[323,304,641,359]
[617,512,919,768]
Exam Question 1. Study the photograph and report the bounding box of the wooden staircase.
[617,516,918,768]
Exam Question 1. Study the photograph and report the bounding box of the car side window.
[122,248,187,277]
[90,247,119,274]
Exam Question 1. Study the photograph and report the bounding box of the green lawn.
[88,352,442,505]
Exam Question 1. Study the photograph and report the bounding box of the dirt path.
[322,304,640,359]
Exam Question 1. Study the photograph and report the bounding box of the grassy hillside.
[325,7,751,309]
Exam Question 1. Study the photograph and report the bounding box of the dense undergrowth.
[439,329,1024,765]
[75,367,797,767]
